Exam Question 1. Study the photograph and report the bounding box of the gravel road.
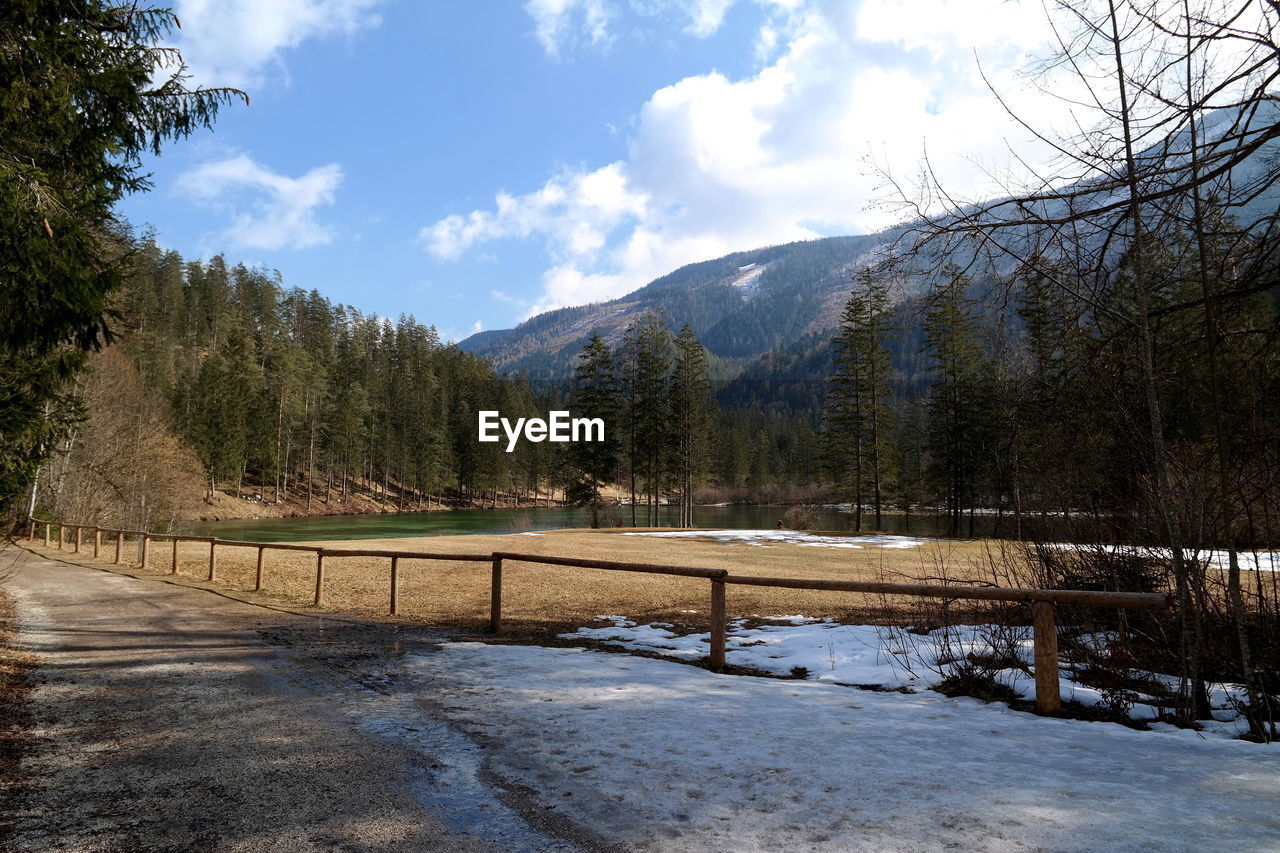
[0,544,603,852]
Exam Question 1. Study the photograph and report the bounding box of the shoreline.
[193,488,571,523]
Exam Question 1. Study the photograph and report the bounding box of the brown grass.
[26,528,1034,642]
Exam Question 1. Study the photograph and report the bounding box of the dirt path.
[0,544,601,852]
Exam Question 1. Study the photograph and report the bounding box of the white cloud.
[490,289,531,309]
[437,0,1063,316]
[525,0,612,57]
[421,162,647,264]
[177,154,344,251]
[855,0,1051,58]
[439,320,486,345]
[683,0,736,36]
[526,0,807,56]
[171,0,383,89]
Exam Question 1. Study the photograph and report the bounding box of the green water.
[194,505,1025,543]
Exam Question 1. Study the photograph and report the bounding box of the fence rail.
[721,574,1166,609]
[491,550,729,578]
[24,516,1169,714]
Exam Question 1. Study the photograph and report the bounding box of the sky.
[120,0,1063,342]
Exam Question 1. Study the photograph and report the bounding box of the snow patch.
[562,615,1253,737]
[1048,543,1280,572]
[727,263,767,297]
[417,641,1280,851]
[621,529,928,549]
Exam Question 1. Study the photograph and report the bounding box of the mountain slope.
[459,234,884,377]
[461,100,1279,382]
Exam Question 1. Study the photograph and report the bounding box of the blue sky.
[120,0,1058,342]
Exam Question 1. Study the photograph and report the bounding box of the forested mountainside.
[464,100,1280,392]
[460,234,883,376]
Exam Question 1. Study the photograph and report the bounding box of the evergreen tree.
[670,325,715,527]
[823,270,897,530]
[568,334,621,524]
[1,2,243,512]
[622,313,673,526]
[922,267,992,536]
[191,352,244,498]
[1014,257,1092,526]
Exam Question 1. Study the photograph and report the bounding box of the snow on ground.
[417,642,1280,852]
[621,529,928,549]
[1201,549,1279,572]
[563,616,1252,737]
[1048,543,1280,572]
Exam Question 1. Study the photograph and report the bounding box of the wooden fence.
[25,517,1169,714]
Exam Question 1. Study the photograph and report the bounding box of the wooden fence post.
[74,527,82,553]
[28,519,35,541]
[170,538,179,574]
[1032,601,1061,714]
[313,552,326,606]
[709,579,727,670]
[140,535,149,569]
[254,546,265,591]
[57,524,64,550]
[93,528,101,558]
[114,532,123,564]
[208,540,217,582]
[489,556,503,633]
[43,523,50,548]
[389,556,400,616]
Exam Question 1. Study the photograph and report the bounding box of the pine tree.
[568,333,621,525]
[823,270,897,530]
[1,2,243,512]
[923,266,991,536]
[1014,256,1090,526]
[621,313,673,526]
[670,325,715,527]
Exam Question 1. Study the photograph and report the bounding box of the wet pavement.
[0,544,602,852]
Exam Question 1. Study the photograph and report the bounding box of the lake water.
[194,504,1038,543]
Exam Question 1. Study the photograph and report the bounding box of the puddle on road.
[276,655,580,852]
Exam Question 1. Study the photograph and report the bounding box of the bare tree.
[39,349,204,531]
[876,0,1279,734]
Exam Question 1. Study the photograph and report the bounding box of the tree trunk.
[306,415,316,511]
[1107,1,1206,720]
[1181,38,1263,735]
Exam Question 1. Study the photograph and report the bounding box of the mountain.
[460,101,1279,383]
[459,234,887,378]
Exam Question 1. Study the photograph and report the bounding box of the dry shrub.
[781,504,822,531]
[38,348,203,531]
[694,483,834,506]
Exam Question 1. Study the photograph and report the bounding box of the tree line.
[566,316,716,527]
[120,242,566,512]
[101,243,734,527]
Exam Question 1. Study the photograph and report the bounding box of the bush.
[934,664,1021,703]
[781,504,822,531]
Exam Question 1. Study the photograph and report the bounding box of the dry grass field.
[29,528,1039,643]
